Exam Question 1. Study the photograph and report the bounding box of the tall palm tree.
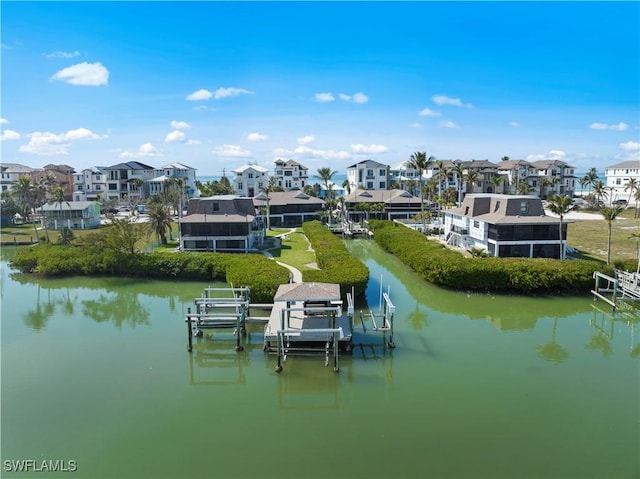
[315,167,338,201]
[407,151,432,231]
[624,177,638,205]
[12,175,39,243]
[599,205,624,265]
[539,177,551,199]
[517,181,533,195]
[546,194,574,260]
[452,162,465,206]
[50,186,69,235]
[583,168,598,190]
[146,202,173,245]
[259,176,277,230]
[37,174,56,243]
[490,175,502,194]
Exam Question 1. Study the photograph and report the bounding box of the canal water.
[1,242,638,479]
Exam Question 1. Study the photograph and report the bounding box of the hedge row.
[301,221,369,298]
[10,245,289,303]
[369,220,612,294]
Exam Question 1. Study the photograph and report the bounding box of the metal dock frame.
[592,270,640,312]
[186,286,251,352]
[358,292,396,349]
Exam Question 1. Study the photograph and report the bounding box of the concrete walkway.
[261,228,303,283]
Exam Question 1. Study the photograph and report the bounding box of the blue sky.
[1,1,639,177]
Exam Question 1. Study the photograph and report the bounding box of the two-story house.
[73,166,108,202]
[253,190,324,227]
[30,164,75,200]
[273,159,308,191]
[346,159,390,191]
[444,194,568,259]
[604,160,640,203]
[179,195,265,252]
[530,160,576,198]
[232,164,268,197]
[41,201,101,230]
[0,163,38,193]
[104,161,155,203]
[148,162,198,202]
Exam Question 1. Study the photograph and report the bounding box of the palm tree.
[146,202,173,245]
[452,162,465,206]
[37,174,56,243]
[624,177,638,205]
[12,175,39,243]
[599,205,624,264]
[407,151,429,231]
[259,176,277,230]
[50,186,69,234]
[501,156,510,162]
[539,177,552,199]
[490,175,502,194]
[517,181,533,195]
[315,167,338,201]
[583,168,598,190]
[546,195,574,260]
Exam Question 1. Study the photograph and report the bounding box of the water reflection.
[21,285,56,331]
[536,317,569,363]
[187,339,251,386]
[81,291,151,329]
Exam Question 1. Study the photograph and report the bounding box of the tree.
[501,156,510,162]
[624,177,638,205]
[146,201,173,245]
[407,151,429,232]
[259,176,277,230]
[50,186,69,234]
[11,175,39,242]
[452,162,465,206]
[546,194,574,260]
[490,175,502,194]
[315,167,338,201]
[517,181,533,195]
[105,217,144,256]
[583,168,599,190]
[599,205,624,265]
[539,177,552,199]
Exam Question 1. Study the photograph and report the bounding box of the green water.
[1,243,638,479]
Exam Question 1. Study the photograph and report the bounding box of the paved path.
[261,228,303,283]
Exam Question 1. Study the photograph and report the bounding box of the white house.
[73,166,108,202]
[604,160,640,203]
[232,164,268,197]
[104,161,155,203]
[444,194,568,259]
[0,163,39,193]
[346,159,390,191]
[273,159,308,191]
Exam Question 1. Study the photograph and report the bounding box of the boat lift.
[358,280,396,349]
[186,286,251,352]
[592,270,640,311]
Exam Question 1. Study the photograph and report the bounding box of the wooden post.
[187,307,193,352]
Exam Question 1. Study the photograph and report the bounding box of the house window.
[367,169,374,177]
[285,171,293,176]
[379,169,386,176]
[248,173,254,179]
[238,182,243,190]
[520,201,528,214]
[473,221,479,228]
[96,185,101,190]
[366,181,374,189]
[285,180,292,188]
[212,203,220,212]
[379,181,386,189]
[615,178,621,185]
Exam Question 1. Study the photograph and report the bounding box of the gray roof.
[274,282,340,302]
[41,201,98,211]
[347,159,388,169]
[106,161,155,170]
[605,160,640,170]
[447,194,564,225]
[253,191,325,206]
[181,196,256,223]
[343,189,421,204]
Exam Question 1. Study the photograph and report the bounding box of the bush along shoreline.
[369,220,614,295]
[9,244,290,303]
[302,220,369,299]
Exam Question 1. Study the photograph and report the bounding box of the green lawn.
[566,208,640,263]
[266,228,317,271]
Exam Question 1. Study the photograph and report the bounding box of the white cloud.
[211,144,251,158]
[50,61,109,86]
[187,139,202,145]
[526,150,566,162]
[187,89,213,101]
[619,141,640,151]
[508,121,520,127]
[297,135,315,145]
[439,120,459,129]
[120,143,163,158]
[352,92,369,104]
[18,128,105,154]
[294,145,351,160]
[65,127,104,140]
[432,94,473,108]
[590,122,628,131]
[214,87,253,99]
[44,50,80,59]
[0,118,8,124]
[418,108,441,117]
[170,120,190,130]
[19,132,70,155]
[247,132,268,142]
[314,92,335,102]
[165,130,186,143]
[338,92,369,104]
[351,143,389,154]
[0,130,21,141]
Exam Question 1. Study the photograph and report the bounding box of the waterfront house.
[104,161,155,203]
[0,163,39,193]
[149,162,198,200]
[179,196,265,252]
[253,190,324,227]
[604,160,640,203]
[232,164,269,197]
[273,159,308,191]
[41,201,101,230]
[73,166,108,202]
[346,159,390,191]
[343,189,422,222]
[443,194,568,258]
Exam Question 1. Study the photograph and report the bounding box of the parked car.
[612,199,628,206]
